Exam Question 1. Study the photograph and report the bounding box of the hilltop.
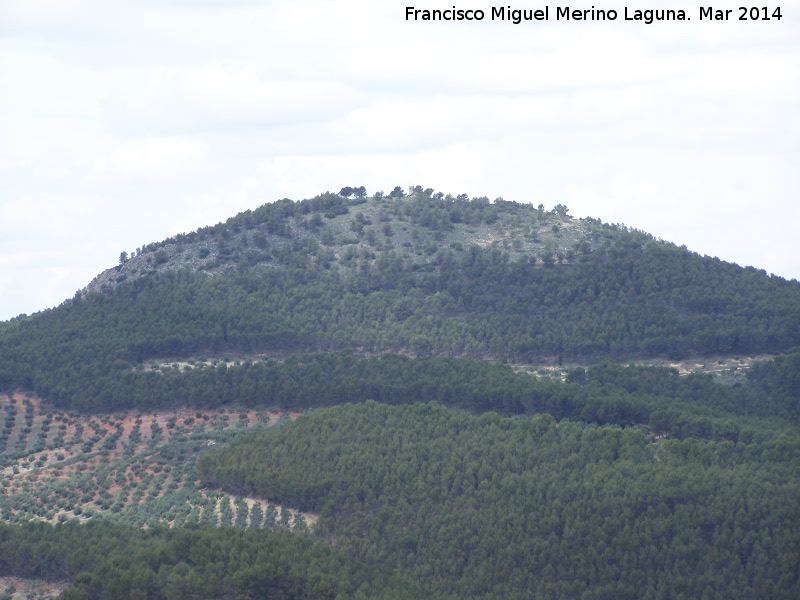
[1,187,799,413]
[83,189,601,296]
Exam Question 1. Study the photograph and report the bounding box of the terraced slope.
[0,393,314,530]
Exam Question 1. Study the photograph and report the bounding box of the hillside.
[1,189,799,599]
[0,392,316,530]
[199,401,800,600]
[1,189,799,413]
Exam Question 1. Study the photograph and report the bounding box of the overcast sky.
[1,1,798,321]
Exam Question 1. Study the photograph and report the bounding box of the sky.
[1,0,799,321]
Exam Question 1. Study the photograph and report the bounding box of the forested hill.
[197,401,800,600]
[1,189,799,600]
[1,187,799,411]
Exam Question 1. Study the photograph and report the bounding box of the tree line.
[2,350,798,439]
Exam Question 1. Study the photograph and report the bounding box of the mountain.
[1,189,799,413]
[1,188,799,600]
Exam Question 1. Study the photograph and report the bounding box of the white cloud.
[91,137,212,180]
[100,63,365,135]
[1,0,799,320]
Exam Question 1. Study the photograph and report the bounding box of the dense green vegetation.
[199,401,800,600]
[0,519,431,600]
[1,190,799,599]
[1,192,799,412]
[745,352,800,422]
